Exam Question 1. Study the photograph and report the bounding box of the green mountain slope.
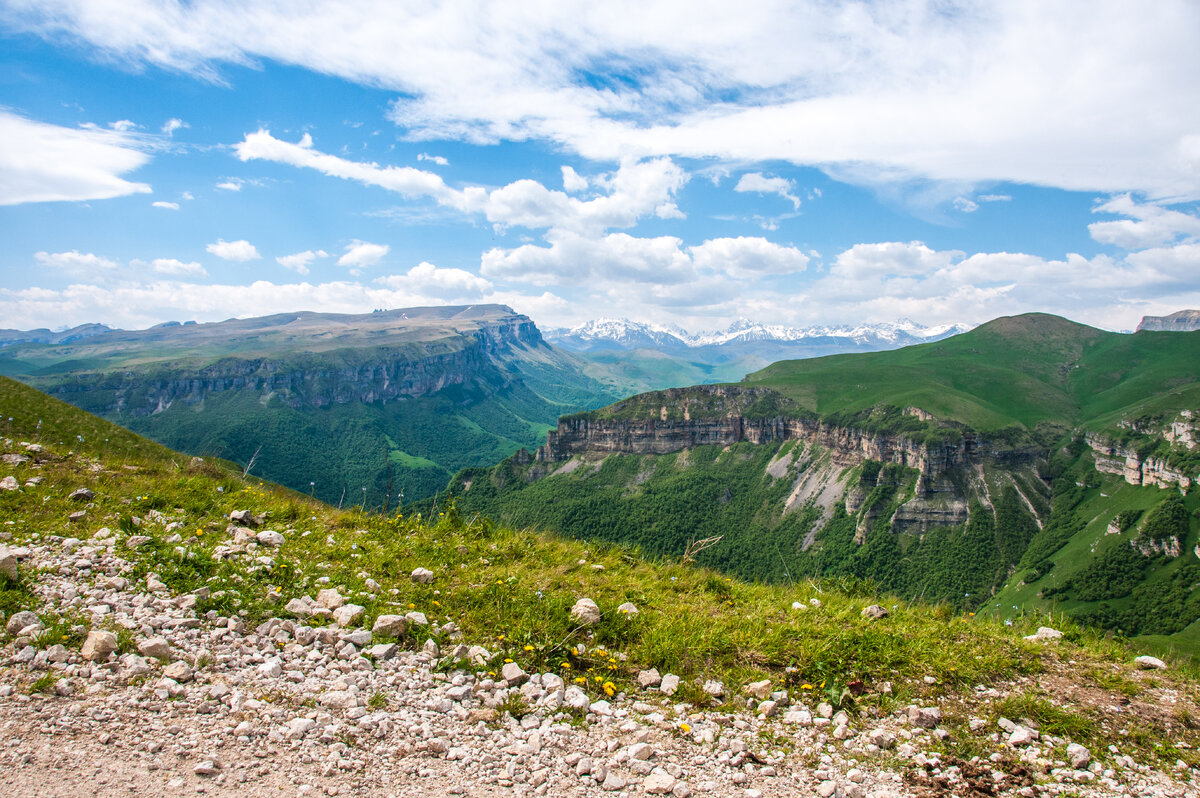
[0,305,619,506]
[442,314,1200,654]
[5,372,1200,790]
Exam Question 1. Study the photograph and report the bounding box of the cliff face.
[1085,430,1196,491]
[539,410,1031,480]
[1136,309,1200,332]
[40,316,546,418]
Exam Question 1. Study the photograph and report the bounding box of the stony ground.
[2,517,1199,798]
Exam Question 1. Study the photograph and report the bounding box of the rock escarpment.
[39,314,547,418]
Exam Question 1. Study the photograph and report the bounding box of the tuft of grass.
[497,692,530,719]
[367,692,388,710]
[993,692,1096,744]
[28,674,58,695]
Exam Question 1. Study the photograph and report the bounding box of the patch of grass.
[993,692,1096,744]
[28,674,58,695]
[367,692,388,710]
[497,692,531,719]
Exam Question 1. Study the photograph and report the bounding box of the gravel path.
[2,522,1197,798]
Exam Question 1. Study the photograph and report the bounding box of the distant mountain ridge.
[0,304,619,504]
[546,316,972,352]
[1138,309,1200,332]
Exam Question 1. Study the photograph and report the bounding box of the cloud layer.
[9,1,1200,198]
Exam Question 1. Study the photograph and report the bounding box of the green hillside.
[5,373,1200,785]
[0,306,620,507]
[745,313,1200,434]
[442,314,1200,654]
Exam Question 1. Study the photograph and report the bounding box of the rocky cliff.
[34,314,547,418]
[1136,309,1200,332]
[538,385,1035,481]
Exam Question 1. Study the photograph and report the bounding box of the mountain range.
[444,313,1200,655]
[0,305,620,506]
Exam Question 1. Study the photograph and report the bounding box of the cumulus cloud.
[161,117,188,135]
[338,240,389,269]
[276,250,328,275]
[151,200,180,210]
[417,153,448,166]
[141,258,206,276]
[689,237,810,277]
[734,173,801,210]
[237,131,686,234]
[11,2,1200,197]
[376,262,492,298]
[34,250,119,273]
[1089,194,1200,249]
[0,111,152,205]
[561,166,588,193]
[215,180,241,191]
[0,278,563,332]
[206,238,260,261]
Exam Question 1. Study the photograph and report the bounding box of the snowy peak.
[546,317,972,352]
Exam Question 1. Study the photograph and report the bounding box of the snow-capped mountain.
[546,317,972,352]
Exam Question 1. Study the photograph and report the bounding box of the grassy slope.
[745,313,1200,433]
[5,374,1200,773]
[0,308,619,505]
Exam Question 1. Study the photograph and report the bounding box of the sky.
[1,0,1199,334]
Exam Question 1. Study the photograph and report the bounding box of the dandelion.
[801,683,813,690]
[603,682,615,697]
[561,662,571,669]
[504,658,513,664]
[195,528,203,537]
[498,634,505,641]
[408,603,416,610]
[594,676,604,683]
[574,677,586,684]
[523,645,534,651]
[678,723,691,733]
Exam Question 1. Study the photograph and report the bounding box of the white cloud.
[34,250,119,273]
[13,2,1200,198]
[734,173,801,210]
[215,180,241,191]
[1088,194,1200,249]
[338,240,389,269]
[376,262,492,298]
[237,131,686,234]
[689,237,810,277]
[0,110,152,205]
[108,119,137,132]
[561,165,587,193]
[417,152,448,166]
[952,197,978,213]
[143,258,205,276]
[275,250,328,275]
[978,194,1011,203]
[151,200,180,210]
[206,238,261,261]
[161,118,187,135]
[0,278,562,332]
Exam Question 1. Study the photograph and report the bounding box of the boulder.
[1135,655,1167,670]
[1067,742,1091,769]
[501,662,528,686]
[333,604,365,627]
[1023,626,1063,642]
[372,614,407,637]
[0,548,17,581]
[256,530,285,547]
[908,705,942,729]
[617,602,639,615]
[659,673,680,696]
[744,679,772,699]
[0,476,18,492]
[637,668,662,689]
[570,598,601,625]
[861,604,889,620]
[81,630,118,661]
[68,487,95,501]
[316,588,345,610]
[411,567,435,584]
[137,637,171,659]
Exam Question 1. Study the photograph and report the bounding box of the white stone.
[570,597,601,624]
[1068,742,1091,769]
[163,661,194,683]
[371,614,407,637]
[256,530,285,547]
[1023,626,1063,642]
[333,603,365,626]
[411,567,435,584]
[617,601,639,615]
[501,662,527,685]
[638,668,662,688]
[645,771,675,794]
[81,630,117,661]
[1135,655,1167,670]
[744,679,772,699]
[137,637,171,659]
[660,673,680,696]
[316,588,345,610]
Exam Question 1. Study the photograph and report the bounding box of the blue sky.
[1,1,1199,333]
